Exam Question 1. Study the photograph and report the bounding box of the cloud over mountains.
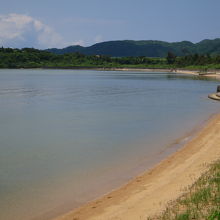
[0,13,67,48]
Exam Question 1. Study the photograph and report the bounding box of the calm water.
[0,69,220,220]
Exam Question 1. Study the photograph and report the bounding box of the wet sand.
[53,113,220,220]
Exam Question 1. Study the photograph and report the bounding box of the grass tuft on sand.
[150,160,220,220]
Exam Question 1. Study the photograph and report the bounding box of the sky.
[0,0,220,49]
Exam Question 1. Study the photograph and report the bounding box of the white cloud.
[0,13,68,48]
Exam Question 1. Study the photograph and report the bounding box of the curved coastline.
[3,67,220,78]
[2,69,220,220]
[53,112,220,220]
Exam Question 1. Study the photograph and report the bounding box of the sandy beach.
[53,112,220,220]
[101,68,220,79]
[43,67,220,77]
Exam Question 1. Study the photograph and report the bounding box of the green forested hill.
[46,38,220,57]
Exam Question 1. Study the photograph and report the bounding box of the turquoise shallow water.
[0,69,220,220]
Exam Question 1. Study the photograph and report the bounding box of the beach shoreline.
[53,112,220,220]
[2,67,220,79]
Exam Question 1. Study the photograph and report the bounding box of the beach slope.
[55,114,220,220]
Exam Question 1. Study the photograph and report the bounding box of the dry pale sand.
[175,69,220,78]
[54,113,220,220]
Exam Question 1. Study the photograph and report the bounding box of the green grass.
[149,160,220,220]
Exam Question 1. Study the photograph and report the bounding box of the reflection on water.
[166,73,220,81]
[0,69,219,220]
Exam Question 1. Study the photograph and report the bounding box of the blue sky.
[0,0,220,48]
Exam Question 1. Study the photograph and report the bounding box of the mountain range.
[46,38,220,57]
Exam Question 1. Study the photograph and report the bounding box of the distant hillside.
[46,38,220,57]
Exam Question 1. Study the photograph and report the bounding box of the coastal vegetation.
[1,47,220,70]
[150,160,220,220]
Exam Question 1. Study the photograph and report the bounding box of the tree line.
[0,47,220,69]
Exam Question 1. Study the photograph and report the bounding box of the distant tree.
[166,52,176,64]
[182,48,190,56]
